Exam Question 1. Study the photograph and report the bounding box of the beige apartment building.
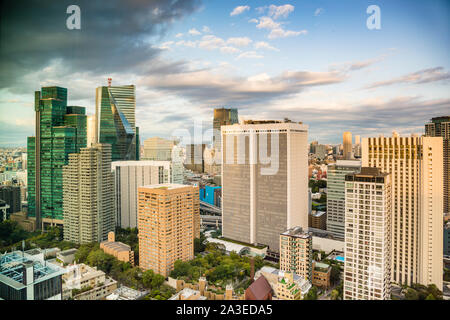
[362,133,443,290]
[343,131,353,159]
[343,167,392,300]
[279,227,313,281]
[138,184,200,277]
[63,143,115,244]
[221,120,309,253]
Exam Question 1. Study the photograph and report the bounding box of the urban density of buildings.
[343,167,392,300]
[1,82,448,303]
[138,184,200,277]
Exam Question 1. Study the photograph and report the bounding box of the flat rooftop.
[140,183,192,190]
[281,227,311,238]
[101,241,131,252]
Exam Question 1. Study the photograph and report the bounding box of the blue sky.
[0,0,449,146]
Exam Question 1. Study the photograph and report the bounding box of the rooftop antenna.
[108,77,112,87]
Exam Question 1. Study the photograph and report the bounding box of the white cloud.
[175,33,183,38]
[220,46,241,54]
[237,51,264,60]
[254,41,279,51]
[314,8,324,16]
[188,28,201,36]
[248,18,258,23]
[230,5,250,16]
[198,35,226,50]
[268,28,307,39]
[227,37,252,47]
[268,4,295,19]
[159,41,174,50]
[175,40,197,48]
[202,26,211,33]
[256,16,280,30]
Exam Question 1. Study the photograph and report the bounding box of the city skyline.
[1,0,449,147]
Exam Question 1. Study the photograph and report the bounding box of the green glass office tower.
[95,84,139,161]
[27,87,87,229]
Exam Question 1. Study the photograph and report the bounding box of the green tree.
[142,270,154,288]
[405,288,419,300]
[425,293,436,300]
[304,286,318,300]
[151,274,165,288]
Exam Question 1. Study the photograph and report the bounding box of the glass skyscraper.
[95,84,139,161]
[27,86,87,229]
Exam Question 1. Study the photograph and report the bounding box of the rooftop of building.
[0,251,66,288]
[310,211,326,218]
[106,286,148,300]
[140,183,193,191]
[246,275,272,300]
[314,261,331,272]
[169,287,207,300]
[58,248,78,256]
[281,226,311,239]
[346,167,389,179]
[101,241,131,252]
[111,160,171,168]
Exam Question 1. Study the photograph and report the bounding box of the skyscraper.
[343,167,392,300]
[326,160,361,240]
[63,143,115,244]
[95,83,139,161]
[425,116,449,217]
[362,133,443,290]
[28,86,87,229]
[142,137,174,161]
[138,184,199,277]
[112,160,175,229]
[213,107,239,151]
[221,120,309,253]
[343,132,353,159]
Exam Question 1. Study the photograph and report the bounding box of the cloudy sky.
[0,0,449,147]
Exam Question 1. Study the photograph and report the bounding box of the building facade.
[279,227,313,282]
[362,133,444,290]
[343,167,392,300]
[326,160,361,240]
[343,132,353,159]
[27,87,87,228]
[95,84,139,161]
[425,116,449,217]
[63,144,115,244]
[222,120,309,252]
[0,185,21,214]
[138,184,199,277]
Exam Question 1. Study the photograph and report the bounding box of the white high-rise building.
[362,133,444,290]
[327,160,361,240]
[63,144,115,244]
[112,160,181,229]
[221,120,308,252]
[344,167,392,300]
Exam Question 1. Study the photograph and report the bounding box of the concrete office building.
[362,133,444,290]
[279,227,313,281]
[185,144,206,173]
[95,83,139,161]
[86,115,96,147]
[138,184,200,277]
[0,250,65,300]
[343,167,392,300]
[0,185,21,214]
[326,160,361,240]
[222,120,309,253]
[343,132,353,159]
[63,144,115,244]
[142,137,174,161]
[425,116,449,217]
[112,160,174,229]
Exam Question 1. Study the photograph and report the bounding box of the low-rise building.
[309,211,327,230]
[62,263,117,300]
[276,272,303,300]
[100,232,134,266]
[57,248,78,265]
[312,261,331,289]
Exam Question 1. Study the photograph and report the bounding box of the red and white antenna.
[107,77,112,87]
